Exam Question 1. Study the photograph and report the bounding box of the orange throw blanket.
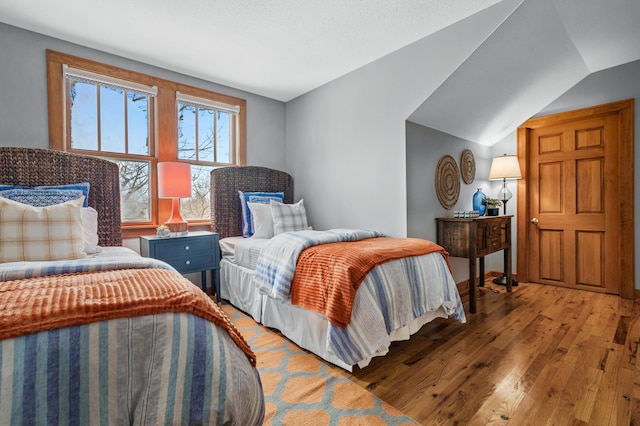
[291,237,450,328]
[0,268,256,366]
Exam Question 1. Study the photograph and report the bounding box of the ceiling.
[1,0,639,146]
[408,0,640,145]
[0,0,504,102]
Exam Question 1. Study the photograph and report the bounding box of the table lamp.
[489,154,521,286]
[158,162,191,235]
[489,154,522,214]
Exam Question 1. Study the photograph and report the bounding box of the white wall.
[284,0,521,237]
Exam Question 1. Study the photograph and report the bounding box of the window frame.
[46,50,246,238]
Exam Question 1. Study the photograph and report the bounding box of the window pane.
[100,86,125,153]
[198,108,214,161]
[127,92,149,156]
[69,81,98,151]
[178,103,196,160]
[115,159,151,222]
[217,112,231,163]
[181,165,212,220]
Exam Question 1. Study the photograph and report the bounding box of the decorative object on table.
[484,198,502,216]
[454,210,481,218]
[488,154,521,287]
[472,187,486,216]
[488,154,522,214]
[156,225,171,238]
[158,161,192,235]
[435,154,460,209]
[460,149,476,184]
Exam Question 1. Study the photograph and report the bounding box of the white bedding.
[219,234,466,371]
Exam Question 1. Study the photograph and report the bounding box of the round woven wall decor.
[460,149,476,184]
[435,155,460,209]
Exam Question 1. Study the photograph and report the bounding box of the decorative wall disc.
[460,149,476,184]
[435,155,460,209]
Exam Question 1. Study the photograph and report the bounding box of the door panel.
[576,231,604,288]
[518,101,634,296]
[539,229,563,282]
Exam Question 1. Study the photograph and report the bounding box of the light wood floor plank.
[335,280,640,425]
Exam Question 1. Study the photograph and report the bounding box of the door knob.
[531,218,539,224]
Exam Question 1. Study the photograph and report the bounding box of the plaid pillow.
[271,199,310,235]
[0,196,86,262]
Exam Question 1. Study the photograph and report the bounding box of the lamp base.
[166,198,188,236]
[165,221,188,235]
[493,274,518,286]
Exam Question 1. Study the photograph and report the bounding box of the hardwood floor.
[337,279,640,425]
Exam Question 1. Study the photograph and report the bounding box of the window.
[46,50,246,236]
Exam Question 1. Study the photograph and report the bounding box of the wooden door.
[516,100,634,298]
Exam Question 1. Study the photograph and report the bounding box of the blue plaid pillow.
[0,182,90,207]
[0,189,85,207]
[36,182,91,207]
[238,190,284,237]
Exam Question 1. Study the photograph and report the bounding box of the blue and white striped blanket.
[250,230,465,369]
[0,247,176,281]
[0,250,265,425]
[253,228,384,300]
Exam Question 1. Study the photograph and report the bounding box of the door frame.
[516,99,635,298]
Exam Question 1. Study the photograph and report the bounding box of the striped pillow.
[0,196,86,262]
[271,199,310,235]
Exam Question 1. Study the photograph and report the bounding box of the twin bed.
[0,148,264,425]
[210,166,466,371]
[0,147,465,424]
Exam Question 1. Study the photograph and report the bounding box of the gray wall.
[406,122,496,284]
[284,1,519,237]
[0,22,287,170]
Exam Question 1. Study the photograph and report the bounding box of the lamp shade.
[158,162,192,198]
[489,154,522,180]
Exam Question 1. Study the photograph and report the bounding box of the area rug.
[221,303,419,426]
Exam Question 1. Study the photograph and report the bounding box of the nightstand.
[436,216,513,314]
[140,231,220,300]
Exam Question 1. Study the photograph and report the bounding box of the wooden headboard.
[0,147,122,246]
[210,166,293,239]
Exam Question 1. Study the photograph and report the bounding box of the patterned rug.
[221,304,418,426]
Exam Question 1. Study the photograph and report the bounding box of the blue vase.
[473,188,486,216]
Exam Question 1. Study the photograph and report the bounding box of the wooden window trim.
[46,50,246,235]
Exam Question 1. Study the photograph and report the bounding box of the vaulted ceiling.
[1,0,639,146]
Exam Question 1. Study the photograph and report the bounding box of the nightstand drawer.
[164,252,216,274]
[152,237,215,261]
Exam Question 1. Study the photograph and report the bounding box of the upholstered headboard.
[0,147,122,246]
[210,166,293,239]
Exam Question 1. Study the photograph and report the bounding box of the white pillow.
[81,207,101,254]
[247,202,274,239]
[0,196,86,262]
[271,199,310,235]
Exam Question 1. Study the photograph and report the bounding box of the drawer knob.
[184,245,190,251]
[185,260,191,265]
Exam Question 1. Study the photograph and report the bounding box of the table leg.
[201,270,207,293]
[469,257,476,313]
[479,257,485,287]
[214,268,221,304]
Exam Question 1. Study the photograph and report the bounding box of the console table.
[436,215,513,313]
